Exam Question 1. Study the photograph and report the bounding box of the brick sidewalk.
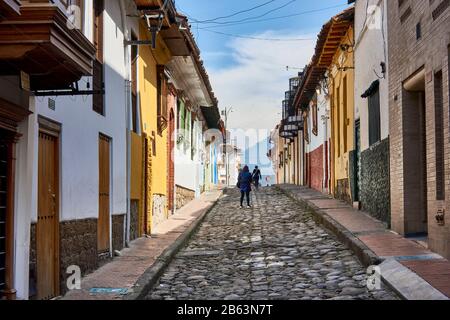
[62,190,222,300]
[277,184,450,299]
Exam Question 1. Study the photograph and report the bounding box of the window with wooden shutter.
[312,94,318,136]
[303,112,309,143]
[336,85,341,156]
[368,86,381,146]
[131,35,138,133]
[157,65,168,134]
[343,76,348,153]
[93,0,104,115]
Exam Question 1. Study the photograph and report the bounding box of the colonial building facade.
[387,0,450,258]
[354,0,391,224]
[271,1,450,262]
[0,0,221,300]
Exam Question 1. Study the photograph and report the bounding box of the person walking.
[252,166,262,190]
[237,165,253,208]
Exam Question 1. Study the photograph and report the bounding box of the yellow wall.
[330,27,355,185]
[138,22,172,227]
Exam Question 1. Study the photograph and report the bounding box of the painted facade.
[0,0,221,300]
[273,2,450,263]
[387,0,450,258]
[354,0,390,223]
[0,0,139,299]
[330,26,355,204]
[304,85,331,193]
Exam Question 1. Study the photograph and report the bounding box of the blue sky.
[176,0,351,176]
[178,0,348,72]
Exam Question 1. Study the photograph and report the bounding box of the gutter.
[120,0,132,248]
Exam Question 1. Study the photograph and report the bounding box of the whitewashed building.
[303,81,331,193]
[353,0,390,223]
[10,0,139,300]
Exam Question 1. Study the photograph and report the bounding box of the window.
[336,86,341,156]
[93,0,104,115]
[157,65,168,134]
[343,76,348,154]
[416,22,422,40]
[312,95,318,136]
[179,101,185,131]
[131,34,138,134]
[191,116,195,160]
[368,85,381,146]
[303,112,309,143]
[434,70,445,200]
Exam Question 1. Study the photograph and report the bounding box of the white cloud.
[208,30,316,133]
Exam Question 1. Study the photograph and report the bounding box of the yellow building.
[329,15,355,203]
[137,23,173,234]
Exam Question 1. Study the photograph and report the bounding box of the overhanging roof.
[201,106,221,129]
[293,6,354,110]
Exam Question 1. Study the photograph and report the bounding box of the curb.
[275,186,382,268]
[379,259,449,300]
[124,191,223,300]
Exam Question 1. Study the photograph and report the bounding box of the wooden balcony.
[0,1,96,90]
[0,0,21,20]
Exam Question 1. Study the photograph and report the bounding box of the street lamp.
[221,107,233,186]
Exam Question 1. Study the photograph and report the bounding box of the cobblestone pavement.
[146,187,398,300]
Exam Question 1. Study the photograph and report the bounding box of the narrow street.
[146,187,397,300]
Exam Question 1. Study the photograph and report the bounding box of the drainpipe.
[120,0,131,247]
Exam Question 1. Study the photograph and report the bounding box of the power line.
[192,4,348,29]
[199,29,313,42]
[192,0,297,25]
[189,0,277,23]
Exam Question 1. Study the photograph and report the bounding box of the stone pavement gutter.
[276,184,450,300]
[62,189,222,300]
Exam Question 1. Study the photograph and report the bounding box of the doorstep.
[277,184,450,300]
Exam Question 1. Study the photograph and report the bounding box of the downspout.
[120,0,131,247]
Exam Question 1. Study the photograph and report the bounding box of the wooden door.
[0,138,8,296]
[37,131,59,300]
[98,134,110,254]
[167,110,175,213]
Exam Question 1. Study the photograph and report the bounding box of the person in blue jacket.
[237,165,253,208]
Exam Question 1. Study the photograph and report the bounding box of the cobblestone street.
[146,187,397,300]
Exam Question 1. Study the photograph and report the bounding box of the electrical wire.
[199,29,314,41]
[189,0,277,23]
[192,0,297,25]
[189,4,348,29]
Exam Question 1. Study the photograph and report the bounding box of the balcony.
[0,0,21,19]
[0,1,96,90]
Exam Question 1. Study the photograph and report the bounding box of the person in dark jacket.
[238,165,253,208]
[252,166,262,190]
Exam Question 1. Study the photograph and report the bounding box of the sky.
[176,0,351,177]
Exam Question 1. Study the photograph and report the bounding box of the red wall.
[308,145,324,192]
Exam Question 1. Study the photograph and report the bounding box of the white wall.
[305,89,329,154]
[13,1,137,299]
[354,0,389,151]
[175,117,204,196]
